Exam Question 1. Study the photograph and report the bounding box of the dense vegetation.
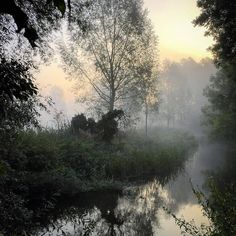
[0,126,196,235]
[202,64,236,141]
[194,0,236,143]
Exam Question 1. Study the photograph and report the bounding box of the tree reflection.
[35,179,167,236]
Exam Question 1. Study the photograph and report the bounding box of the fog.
[37,57,216,136]
[1,0,235,235]
[155,57,216,135]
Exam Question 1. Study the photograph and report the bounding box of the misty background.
[37,57,216,136]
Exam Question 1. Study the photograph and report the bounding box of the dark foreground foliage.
[0,127,196,235]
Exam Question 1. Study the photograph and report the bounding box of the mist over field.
[0,0,235,235]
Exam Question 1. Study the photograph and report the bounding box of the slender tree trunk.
[109,87,115,111]
[145,102,148,137]
[109,99,114,111]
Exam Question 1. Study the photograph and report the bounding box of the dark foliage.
[194,0,236,66]
[202,64,236,140]
[71,113,97,135]
[0,57,44,136]
[97,110,124,142]
[87,117,97,134]
[0,0,69,47]
[71,113,89,133]
[0,57,37,111]
[195,1,236,141]
[71,110,124,141]
[0,0,90,64]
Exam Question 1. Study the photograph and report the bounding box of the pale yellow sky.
[143,0,213,61]
[36,0,214,119]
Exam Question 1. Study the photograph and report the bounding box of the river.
[36,141,226,236]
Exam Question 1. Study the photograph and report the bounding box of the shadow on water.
[34,140,228,236]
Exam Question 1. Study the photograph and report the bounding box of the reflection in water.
[38,181,162,236]
[116,180,161,235]
[37,180,201,236]
[36,142,226,236]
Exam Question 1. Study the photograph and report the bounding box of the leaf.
[53,0,66,16]
[24,27,39,47]
[0,161,7,176]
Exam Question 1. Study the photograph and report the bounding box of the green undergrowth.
[0,127,197,234]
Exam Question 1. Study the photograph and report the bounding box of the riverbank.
[0,127,197,235]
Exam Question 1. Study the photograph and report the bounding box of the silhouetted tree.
[194,0,236,66]
[195,1,236,140]
[60,0,157,115]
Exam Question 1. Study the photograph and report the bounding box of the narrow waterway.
[156,141,226,236]
[37,141,226,236]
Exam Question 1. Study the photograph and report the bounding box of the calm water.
[36,142,226,236]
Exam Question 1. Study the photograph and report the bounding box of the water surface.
[37,142,226,236]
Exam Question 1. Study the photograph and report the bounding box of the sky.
[143,0,213,61]
[36,0,214,122]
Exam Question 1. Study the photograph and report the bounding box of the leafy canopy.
[194,0,236,66]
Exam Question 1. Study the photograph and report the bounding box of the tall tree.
[194,1,236,140]
[194,0,236,66]
[133,22,159,135]
[60,0,157,115]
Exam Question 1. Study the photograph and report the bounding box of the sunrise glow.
[144,0,213,61]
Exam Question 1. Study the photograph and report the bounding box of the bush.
[70,110,124,141]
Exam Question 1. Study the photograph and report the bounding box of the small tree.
[71,113,88,134]
[71,113,97,136]
[71,110,124,142]
[97,109,124,142]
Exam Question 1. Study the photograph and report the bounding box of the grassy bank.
[0,127,197,234]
